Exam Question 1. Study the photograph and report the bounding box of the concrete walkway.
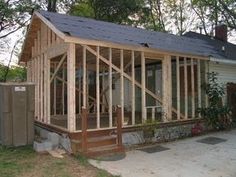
[90,130,236,177]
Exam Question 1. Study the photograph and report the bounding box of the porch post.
[184,57,188,119]
[141,52,146,122]
[162,55,172,121]
[109,48,113,127]
[191,58,195,118]
[53,63,56,115]
[45,53,51,124]
[40,55,44,121]
[96,46,100,129]
[82,46,87,108]
[131,51,135,125]
[120,49,124,125]
[102,68,105,113]
[37,57,40,120]
[205,61,209,107]
[67,43,76,131]
[62,63,65,115]
[197,59,201,117]
[81,107,88,152]
[176,56,180,120]
[116,105,122,148]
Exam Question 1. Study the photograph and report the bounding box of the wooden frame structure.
[21,11,209,153]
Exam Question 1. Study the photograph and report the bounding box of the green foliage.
[197,72,232,130]
[0,145,35,177]
[69,0,144,24]
[0,64,26,82]
[7,66,27,82]
[142,119,159,140]
[138,0,166,32]
[92,0,143,24]
[76,154,89,166]
[70,1,95,18]
[0,145,112,177]
[0,65,6,81]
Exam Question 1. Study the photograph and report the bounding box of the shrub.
[197,72,232,130]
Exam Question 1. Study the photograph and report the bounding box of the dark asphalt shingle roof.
[184,32,236,60]
[39,10,236,60]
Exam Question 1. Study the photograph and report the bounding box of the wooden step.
[71,135,117,152]
[87,129,116,138]
[69,129,116,140]
[86,144,124,157]
[87,135,117,148]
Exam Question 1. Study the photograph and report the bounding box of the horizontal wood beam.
[66,36,209,61]
[47,43,68,59]
[32,42,68,59]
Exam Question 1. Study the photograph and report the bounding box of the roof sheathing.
[38,10,214,59]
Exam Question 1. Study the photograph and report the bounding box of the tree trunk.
[47,0,57,12]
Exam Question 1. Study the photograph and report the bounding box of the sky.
[0,29,24,66]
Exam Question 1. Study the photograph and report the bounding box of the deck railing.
[146,106,162,121]
[81,107,88,152]
[116,105,123,148]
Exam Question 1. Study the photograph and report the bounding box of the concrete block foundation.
[34,126,72,153]
[47,132,60,148]
[33,141,53,152]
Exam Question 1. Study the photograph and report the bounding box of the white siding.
[209,61,236,104]
[103,75,131,109]
[209,61,236,84]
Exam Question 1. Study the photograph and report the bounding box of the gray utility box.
[0,83,35,146]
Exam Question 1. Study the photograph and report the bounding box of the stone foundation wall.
[122,122,207,147]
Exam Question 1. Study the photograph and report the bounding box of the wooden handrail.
[81,107,88,152]
[116,105,122,148]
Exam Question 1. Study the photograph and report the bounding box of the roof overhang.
[64,35,210,61]
[210,57,236,65]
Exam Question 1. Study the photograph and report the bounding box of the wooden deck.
[35,114,204,156]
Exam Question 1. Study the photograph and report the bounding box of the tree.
[191,0,236,35]
[0,0,39,39]
[69,0,95,18]
[142,0,166,31]
[0,64,26,82]
[69,0,144,25]
[47,0,58,12]
[165,0,192,35]
[217,0,236,29]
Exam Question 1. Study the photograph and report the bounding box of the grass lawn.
[0,145,117,177]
